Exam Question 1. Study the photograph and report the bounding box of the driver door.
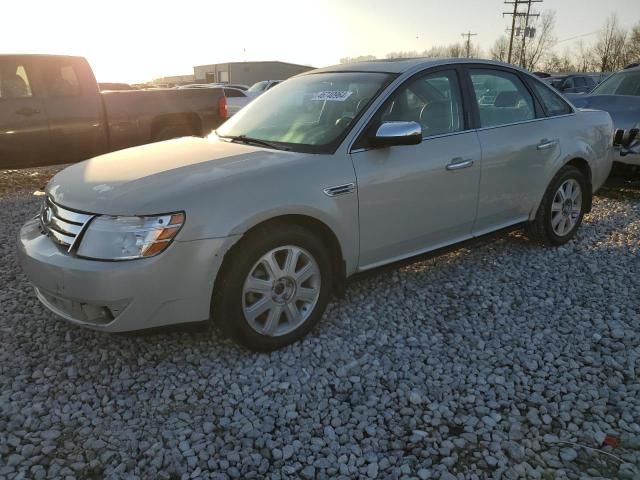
[350,68,482,269]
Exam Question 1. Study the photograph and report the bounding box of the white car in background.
[222,87,252,116]
[245,80,282,98]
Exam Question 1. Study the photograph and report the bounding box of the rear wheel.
[213,223,333,351]
[527,165,587,245]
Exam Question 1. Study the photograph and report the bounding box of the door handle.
[446,158,474,171]
[16,107,40,116]
[537,139,558,150]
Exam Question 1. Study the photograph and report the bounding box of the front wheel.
[526,165,588,245]
[213,223,333,351]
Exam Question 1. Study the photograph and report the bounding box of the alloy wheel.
[242,246,321,336]
[551,178,582,237]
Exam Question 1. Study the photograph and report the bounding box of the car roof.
[0,53,85,60]
[306,57,532,75]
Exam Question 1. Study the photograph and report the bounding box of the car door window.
[529,80,573,116]
[379,70,463,137]
[44,62,81,97]
[0,61,33,98]
[224,88,245,98]
[470,69,535,128]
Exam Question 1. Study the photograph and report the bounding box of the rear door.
[0,57,50,168]
[40,57,108,164]
[467,67,560,235]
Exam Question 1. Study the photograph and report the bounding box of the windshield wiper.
[218,134,290,151]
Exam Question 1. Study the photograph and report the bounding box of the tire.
[152,123,193,142]
[213,222,333,351]
[526,165,587,246]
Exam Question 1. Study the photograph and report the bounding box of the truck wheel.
[153,124,193,141]
[526,165,587,246]
[213,223,333,351]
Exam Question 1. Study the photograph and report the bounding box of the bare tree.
[627,22,640,63]
[574,40,597,72]
[594,15,629,72]
[385,51,420,59]
[514,11,556,71]
[490,36,510,62]
[340,55,377,64]
[542,51,575,73]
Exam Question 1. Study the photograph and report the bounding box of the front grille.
[40,196,94,252]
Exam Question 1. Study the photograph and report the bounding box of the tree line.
[340,13,640,74]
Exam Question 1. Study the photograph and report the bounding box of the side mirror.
[371,121,422,148]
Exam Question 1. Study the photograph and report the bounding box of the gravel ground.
[1,166,639,479]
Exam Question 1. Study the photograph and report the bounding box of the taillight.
[218,96,228,119]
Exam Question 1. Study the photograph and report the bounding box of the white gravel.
[1,173,639,479]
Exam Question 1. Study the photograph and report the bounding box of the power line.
[554,29,601,46]
[461,31,478,58]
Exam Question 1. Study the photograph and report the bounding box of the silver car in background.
[18,58,613,351]
[567,65,640,167]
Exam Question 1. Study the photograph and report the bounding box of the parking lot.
[1,166,639,479]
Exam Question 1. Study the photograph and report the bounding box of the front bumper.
[17,218,238,332]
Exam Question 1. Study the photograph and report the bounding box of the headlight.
[76,212,185,260]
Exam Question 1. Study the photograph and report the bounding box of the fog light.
[80,304,114,324]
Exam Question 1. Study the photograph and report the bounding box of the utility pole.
[503,0,542,65]
[519,0,541,68]
[461,31,478,58]
[504,0,520,64]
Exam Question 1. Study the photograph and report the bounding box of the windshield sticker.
[311,91,353,102]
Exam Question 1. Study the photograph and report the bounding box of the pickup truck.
[0,54,234,169]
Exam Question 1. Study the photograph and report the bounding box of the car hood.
[47,136,310,215]
[569,94,640,130]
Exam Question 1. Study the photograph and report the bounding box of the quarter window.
[470,69,535,128]
[0,61,33,98]
[379,70,463,137]
[530,80,573,116]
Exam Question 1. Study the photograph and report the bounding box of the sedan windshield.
[591,70,640,96]
[216,72,394,153]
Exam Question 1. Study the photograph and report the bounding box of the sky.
[1,0,638,83]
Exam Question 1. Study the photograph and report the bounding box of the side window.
[224,88,245,98]
[573,77,586,88]
[529,80,573,116]
[44,62,81,97]
[379,70,463,137]
[470,69,535,128]
[0,61,33,98]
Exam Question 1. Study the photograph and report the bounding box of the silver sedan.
[18,58,613,351]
